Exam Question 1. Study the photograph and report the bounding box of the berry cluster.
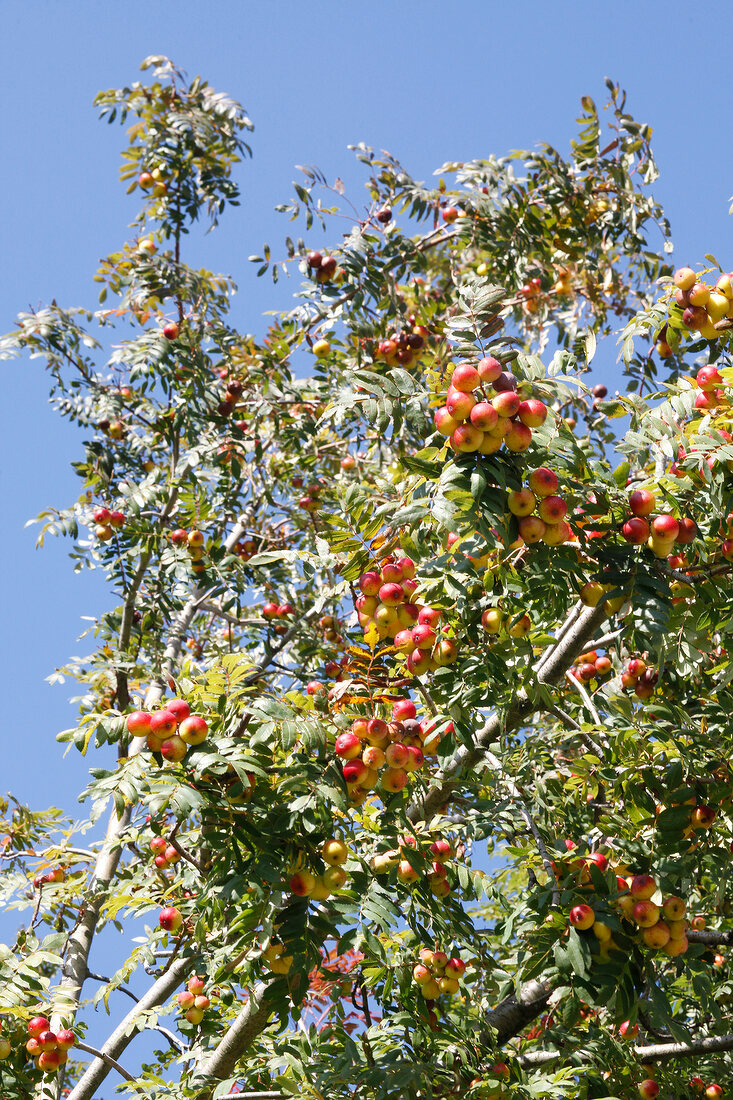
[568,869,690,958]
[356,557,458,673]
[620,658,659,701]
[176,975,210,1026]
[411,948,466,999]
[394,833,456,897]
[24,1017,76,1075]
[262,941,293,975]
[374,321,430,369]
[673,265,733,341]
[97,416,125,439]
[150,835,181,871]
[569,648,612,683]
[170,527,209,575]
[126,698,208,763]
[690,363,730,413]
[506,467,570,545]
[371,833,456,897]
[433,357,547,456]
[32,866,66,889]
[480,606,531,639]
[138,167,168,199]
[92,506,125,542]
[216,376,245,418]
[263,600,296,636]
[578,579,624,610]
[617,874,690,956]
[306,250,340,284]
[298,480,324,513]
[318,613,342,645]
[517,267,581,315]
[621,489,697,558]
[234,536,259,562]
[323,656,349,682]
[519,276,543,314]
[335,700,450,804]
[289,838,351,900]
[673,438,733,485]
[688,1077,724,1098]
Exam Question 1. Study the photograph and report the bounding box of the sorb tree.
[1,57,733,1100]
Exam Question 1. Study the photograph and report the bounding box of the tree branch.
[65,603,608,1095]
[579,628,622,652]
[217,1094,283,1099]
[115,480,185,709]
[75,1040,136,1083]
[66,957,190,1100]
[243,605,321,684]
[53,516,249,1048]
[533,600,583,673]
[187,979,280,1099]
[406,602,608,825]
[194,599,267,629]
[688,928,733,946]
[483,979,553,1046]
[634,1031,733,1061]
[518,1029,733,1067]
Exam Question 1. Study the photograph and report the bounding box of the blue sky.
[0,0,731,1063]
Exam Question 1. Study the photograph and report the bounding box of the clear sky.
[1,0,732,1068]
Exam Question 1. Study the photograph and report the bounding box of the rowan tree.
[1,55,733,1100]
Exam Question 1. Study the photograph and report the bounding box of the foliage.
[1,55,732,1100]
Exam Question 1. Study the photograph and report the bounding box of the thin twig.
[243,605,321,683]
[85,971,139,1003]
[542,702,581,731]
[580,629,622,652]
[163,835,204,876]
[564,670,601,724]
[194,600,267,629]
[150,1024,186,1053]
[533,601,583,676]
[518,1030,733,1067]
[75,1041,135,1083]
[516,802,560,908]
